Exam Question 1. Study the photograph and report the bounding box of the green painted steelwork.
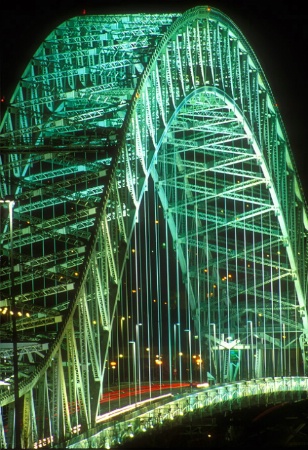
[0,5,308,448]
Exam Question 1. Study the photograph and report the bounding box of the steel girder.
[0,5,308,447]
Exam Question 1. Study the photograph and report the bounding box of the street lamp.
[128,341,136,403]
[173,323,179,381]
[247,320,254,378]
[135,323,142,399]
[0,198,21,449]
[184,329,192,383]
[209,323,217,383]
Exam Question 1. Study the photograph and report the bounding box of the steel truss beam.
[0,6,308,448]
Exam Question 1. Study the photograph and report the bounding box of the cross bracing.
[0,5,308,449]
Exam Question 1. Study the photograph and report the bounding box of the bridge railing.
[52,376,308,449]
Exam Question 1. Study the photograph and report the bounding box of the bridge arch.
[0,5,308,448]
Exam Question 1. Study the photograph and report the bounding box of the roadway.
[114,397,308,449]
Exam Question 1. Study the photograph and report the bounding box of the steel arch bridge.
[1,4,308,448]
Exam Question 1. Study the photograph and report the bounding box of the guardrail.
[55,377,308,449]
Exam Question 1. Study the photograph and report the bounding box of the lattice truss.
[0,6,308,448]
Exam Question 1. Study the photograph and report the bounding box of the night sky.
[1,0,308,192]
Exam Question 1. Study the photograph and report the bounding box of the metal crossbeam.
[0,6,308,449]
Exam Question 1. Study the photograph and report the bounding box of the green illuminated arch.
[0,6,307,448]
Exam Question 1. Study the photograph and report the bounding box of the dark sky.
[1,0,308,191]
